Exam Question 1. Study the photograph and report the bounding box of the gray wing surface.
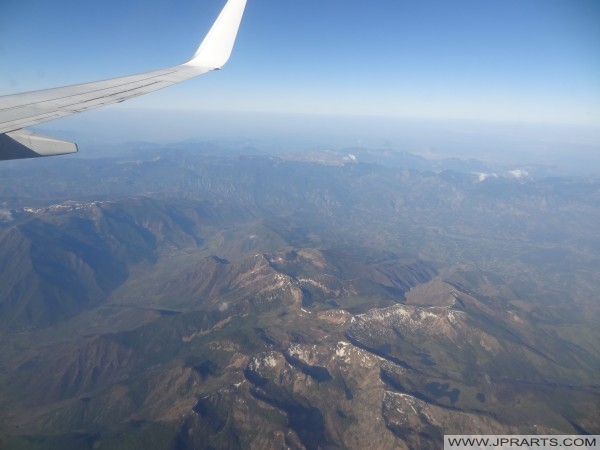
[0,0,246,160]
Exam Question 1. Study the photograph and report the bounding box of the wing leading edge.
[0,0,247,161]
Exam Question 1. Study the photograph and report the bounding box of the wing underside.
[0,0,246,160]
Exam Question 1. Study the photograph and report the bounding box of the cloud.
[218,302,229,312]
[0,209,13,222]
[508,169,528,178]
[475,172,498,182]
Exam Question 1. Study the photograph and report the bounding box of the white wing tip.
[186,0,247,69]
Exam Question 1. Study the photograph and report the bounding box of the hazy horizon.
[3,0,599,173]
[28,108,600,176]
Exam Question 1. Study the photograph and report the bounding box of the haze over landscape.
[1,0,599,449]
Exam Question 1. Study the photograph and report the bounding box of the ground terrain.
[0,146,598,449]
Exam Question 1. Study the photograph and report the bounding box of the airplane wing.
[0,0,247,161]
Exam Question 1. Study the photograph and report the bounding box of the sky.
[1,0,599,158]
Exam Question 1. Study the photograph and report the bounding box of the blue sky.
[1,0,599,147]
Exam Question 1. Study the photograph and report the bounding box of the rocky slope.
[2,264,597,450]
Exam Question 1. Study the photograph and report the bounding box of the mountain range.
[0,146,598,449]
